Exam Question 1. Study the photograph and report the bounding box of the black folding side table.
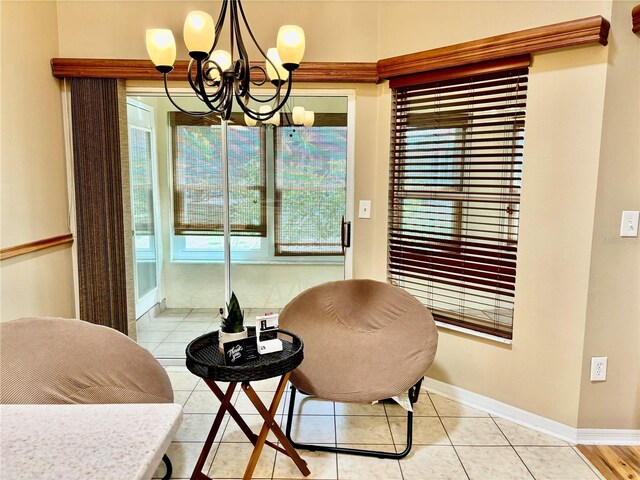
[185,328,310,480]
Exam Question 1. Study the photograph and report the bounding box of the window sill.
[434,321,513,345]
[170,258,343,266]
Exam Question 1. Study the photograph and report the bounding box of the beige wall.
[0,1,75,321]
[3,0,637,430]
[578,0,640,430]
[56,0,380,61]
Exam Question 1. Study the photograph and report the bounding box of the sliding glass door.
[127,99,161,318]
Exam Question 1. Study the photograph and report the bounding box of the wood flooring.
[577,445,640,480]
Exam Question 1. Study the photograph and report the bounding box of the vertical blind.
[275,123,347,256]
[388,60,529,339]
[171,112,266,236]
[71,77,131,334]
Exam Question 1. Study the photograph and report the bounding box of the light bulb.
[277,25,305,68]
[183,11,215,54]
[303,111,315,127]
[146,29,176,68]
[265,48,289,83]
[292,106,306,125]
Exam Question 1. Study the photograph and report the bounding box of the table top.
[0,403,182,480]
[186,328,304,382]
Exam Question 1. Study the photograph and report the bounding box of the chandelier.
[144,0,307,309]
[145,0,305,122]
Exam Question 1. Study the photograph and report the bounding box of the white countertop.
[0,403,182,480]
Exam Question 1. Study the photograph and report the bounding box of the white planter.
[218,328,248,353]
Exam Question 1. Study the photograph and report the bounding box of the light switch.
[358,200,371,219]
[620,211,639,237]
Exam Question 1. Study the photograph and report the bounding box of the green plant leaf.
[221,292,244,333]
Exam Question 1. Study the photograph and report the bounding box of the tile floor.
[138,309,605,480]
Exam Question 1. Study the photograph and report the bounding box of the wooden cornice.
[0,234,74,261]
[378,15,610,80]
[633,5,640,34]
[50,58,379,83]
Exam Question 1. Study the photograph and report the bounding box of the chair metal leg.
[161,454,172,480]
[285,384,417,460]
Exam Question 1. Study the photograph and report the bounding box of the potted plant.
[218,292,248,352]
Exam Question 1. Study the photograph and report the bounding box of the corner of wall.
[578,0,640,430]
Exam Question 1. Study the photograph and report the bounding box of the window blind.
[275,125,347,256]
[388,61,529,339]
[171,112,266,236]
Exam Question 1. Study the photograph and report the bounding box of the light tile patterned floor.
[138,309,604,480]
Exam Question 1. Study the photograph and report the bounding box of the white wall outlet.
[358,200,372,219]
[620,210,639,237]
[590,356,607,382]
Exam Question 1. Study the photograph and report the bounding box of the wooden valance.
[377,16,610,80]
[52,16,611,84]
[50,59,379,83]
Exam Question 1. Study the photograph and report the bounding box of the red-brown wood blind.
[388,59,529,339]
[170,112,266,236]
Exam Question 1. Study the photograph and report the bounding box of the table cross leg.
[241,373,310,479]
[205,379,289,454]
[205,379,261,445]
[190,382,237,480]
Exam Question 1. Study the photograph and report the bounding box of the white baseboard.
[423,377,640,446]
[577,429,640,445]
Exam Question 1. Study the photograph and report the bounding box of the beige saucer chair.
[279,279,438,459]
[0,317,175,479]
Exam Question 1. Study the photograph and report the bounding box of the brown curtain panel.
[71,77,131,334]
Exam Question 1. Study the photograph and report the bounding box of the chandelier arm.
[237,0,270,61]
[210,0,229,54]
[162,75,216,117]
[244,81,282,104]
[187,58,206,103]
[237,0,285,86]
[248,65,268,87]
[232,24,251,99]
[264,75,294,113]
[194,59,221,112]
[236,76,292,121]
[229,0,237,65]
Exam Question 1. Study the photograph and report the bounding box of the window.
[171,112,266,237]
[388,59,529,340]
[275,126,347,255]
[171,111,347,262]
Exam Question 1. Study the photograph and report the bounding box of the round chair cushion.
[279,279,438,403]
[0,317,173,405]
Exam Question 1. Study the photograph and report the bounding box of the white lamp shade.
[211,49,232,71]
[244,114,258,127]
[292,106,306,125]
[277,25,305,66]
[303,110,315,127]
[146,29,176,67]
[260,105,280,126]
[265,48,289,82]
[207,49,232,80]
[183,11,215,53]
